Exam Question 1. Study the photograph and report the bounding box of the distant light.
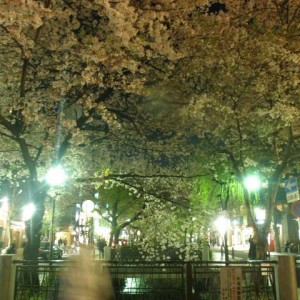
[0,196,8,211]
[232,220,238,226]
[0,196,8,202]
[244,175,261,191]
[22,203,36,221]
[82,200,95,214]
[214,216,229,235]
[254,207,266,224]
[45,165,67,186]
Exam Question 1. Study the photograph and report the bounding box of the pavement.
[211,244,300,261]
[211,245,248,261]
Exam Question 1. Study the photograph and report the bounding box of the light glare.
[254,207,266,224]
[214,216,229,235]
[244,175,261,191]
[82,199,95,214]
[46,165,67,186]
[22,203,36,221]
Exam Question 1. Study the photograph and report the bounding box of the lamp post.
[244,174,261,192]
[45,165,67,260]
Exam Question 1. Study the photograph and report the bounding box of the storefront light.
[214,216,229,236]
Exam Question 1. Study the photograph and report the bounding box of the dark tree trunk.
[255,228,268,260]
[23,183,47,261]
[21,182,47,297]
[224,232,229,264]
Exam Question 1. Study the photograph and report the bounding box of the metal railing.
[109,261,186,300]
[13,260,277,300]
[196,262,276,300]
[14,262,68,300]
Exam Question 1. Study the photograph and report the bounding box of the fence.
[13,260,277,300]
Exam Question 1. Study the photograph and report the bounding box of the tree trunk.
[23,183,47,261]
[255,228,268,260]
[224,232,229,264]
[109,217,118,247]
[273,221,281,253]
[20,183,47,297]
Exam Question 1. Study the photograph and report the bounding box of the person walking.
[97,238,107,259]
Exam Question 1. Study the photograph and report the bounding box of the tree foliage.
[136,199,210,261]
[0,0,300,260]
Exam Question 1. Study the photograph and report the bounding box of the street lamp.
[82,200,95,215]
[46,165,67,259]
[244,174,261,192]
[45,165,67,186]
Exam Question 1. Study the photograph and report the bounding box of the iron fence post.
[186,262,193,300]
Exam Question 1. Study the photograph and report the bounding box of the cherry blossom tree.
[0,0,205,260]
[180,0,300,258]
[1,0,300,263]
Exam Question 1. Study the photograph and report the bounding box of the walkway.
[211,245,247,261]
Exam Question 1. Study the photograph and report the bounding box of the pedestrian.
[248,235,256,260]
[58,237,63,247]
[63,237,68,254]
[97,238,107,259]
[6,243,16,254]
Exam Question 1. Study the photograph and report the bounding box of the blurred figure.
[97,238,107,259]
[5,243,16,254]
[59,245,115,300]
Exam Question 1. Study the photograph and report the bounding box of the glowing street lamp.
[244,175,261,191]
[45,165,67,186]
[82,200,95,215]
[244,174,261,192]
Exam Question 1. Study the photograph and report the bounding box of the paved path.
[211,245,248,261]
